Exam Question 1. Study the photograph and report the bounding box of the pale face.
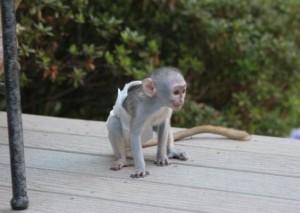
[170,83,186,111]
[152,71,187,110]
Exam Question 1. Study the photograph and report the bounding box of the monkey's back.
[122,85,145,117]
[107,81,153,147]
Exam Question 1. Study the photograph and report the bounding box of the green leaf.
[69,44,78,55]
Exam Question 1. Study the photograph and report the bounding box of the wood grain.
[1,112,300,213]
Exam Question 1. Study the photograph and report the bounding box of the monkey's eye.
[182,89,186,94]
[173,90,180,95]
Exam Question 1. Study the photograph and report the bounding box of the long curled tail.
[142,125,250,148]
[174,125,250,141]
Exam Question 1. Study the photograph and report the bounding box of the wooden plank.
[0,127,111,155]
[0,111,197,137]
[178,134,300,157]
[1,164,300,213]
[1,146,300,201]
[1,129,300,177]
[1,112,300,212]
[0,111,108,137]
[2,112,300,157]
[167,146,300,177]
[1,127,300,161]
[0,186,189,213]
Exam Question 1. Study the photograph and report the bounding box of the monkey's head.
[142,67,187,111]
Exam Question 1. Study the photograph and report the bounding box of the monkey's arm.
[142,125,251,148]
[155,121,171,166]
[130,119,150,178]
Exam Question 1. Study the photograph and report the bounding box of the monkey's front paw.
[130,170,150,178]
[110,159,132,171]
[155,155,172,166]
[168,149,188,161]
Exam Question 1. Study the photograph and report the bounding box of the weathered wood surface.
[1,111,300,213]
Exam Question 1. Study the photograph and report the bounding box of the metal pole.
[1,0,29,210]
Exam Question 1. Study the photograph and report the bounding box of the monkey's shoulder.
[127,84,143,95]
[125,84,146,101]
[122,85,145,115]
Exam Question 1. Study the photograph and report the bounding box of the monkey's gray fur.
[107,67,188,178]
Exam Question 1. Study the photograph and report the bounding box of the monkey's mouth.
[172,103,183,110]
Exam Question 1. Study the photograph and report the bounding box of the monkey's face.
[156,74,186,111]
[148,70,187,110]
[170,84,186,111]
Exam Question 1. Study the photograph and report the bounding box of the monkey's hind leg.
[107,115,132,170]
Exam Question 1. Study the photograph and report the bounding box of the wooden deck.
[1,111,300,213]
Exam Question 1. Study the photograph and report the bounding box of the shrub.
[1,0,300,136]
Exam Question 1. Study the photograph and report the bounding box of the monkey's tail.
[142,125,250,148]
[173,125,251,141]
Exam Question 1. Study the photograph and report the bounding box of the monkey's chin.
[172,104,183,111]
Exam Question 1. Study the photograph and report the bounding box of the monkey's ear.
[142,78,156,97]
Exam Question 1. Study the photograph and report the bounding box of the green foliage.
[1,0,300,136]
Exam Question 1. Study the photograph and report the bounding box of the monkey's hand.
[110,159,132,171]
[168,148,189,161]
[130,170,150,178]
[155,155,172,166]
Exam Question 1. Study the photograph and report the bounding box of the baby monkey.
[107,67,188,178]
